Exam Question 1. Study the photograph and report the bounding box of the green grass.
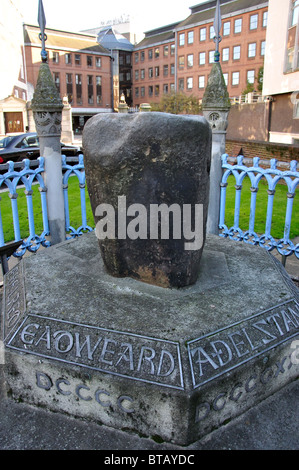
[0,174,298,243]
[223,175,299,240]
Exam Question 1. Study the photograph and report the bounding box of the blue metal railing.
[0,153,298,262]
[219,154,299,260]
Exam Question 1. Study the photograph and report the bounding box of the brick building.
[24,24,112,135]
[133,0,268,107]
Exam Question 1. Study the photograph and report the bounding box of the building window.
[199,52,205,65]
[210,25,215,39]
[223,73,228,86]
[232,71,240,86]
[135,52,139,63]
[178,78,184,90]
[126,72,131,81]
[187,77,193,89]
[148,49,153,60]
[234,18,242,34]
[291,0,299,26]
[188,31,194,44]
[155,66,159,77]
[248,43,257,58]
[65,53,72,65]
[170,83,175,92]
[222,47,229,61]
[155,85,159,96]
[223,21,230,36]
[140,51,145,61]
[170,63,175,75]
[247,70,255,84]
[187,54,193,67]
[164,45,169,56]
[198,75,205,88]
[74,54,81,66]
[263,11,268,27]
[66,73,73,103]
[87,56,93,67]
[163,64,168,76]
[135,70,139,80]
[200,27,206,41]
[170,44,175,55]
[261,41,266,56]
[141,86,145,97]
[52,51,59,64]
[135,87,139,97]
[96,76,102,103]
[179,56,185,68]
[154,48,159,59]
[233,45,241,60]
[75,74,82,105]
[53,72,60,93]
[250,14,258,30]
[149,67,153,78]
[163,84,169,94]
[148,85,153,96]
[209,50,215,63]
[141,69,145,79]
[179,33,185,46]
[87,75,93,104]
[96,57,101,68]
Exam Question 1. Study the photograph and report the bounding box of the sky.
[19,0,207,35]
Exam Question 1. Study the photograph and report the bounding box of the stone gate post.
[202,62,231,235]
[31,64,65,245]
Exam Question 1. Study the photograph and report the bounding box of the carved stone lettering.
[3,264,25,341]
[188,299,299,389]
[7,315,184,390]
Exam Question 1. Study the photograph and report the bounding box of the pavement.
[0,241,298,452]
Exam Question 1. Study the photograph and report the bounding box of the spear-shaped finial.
[213,0,222,62]
[38,0,48,62]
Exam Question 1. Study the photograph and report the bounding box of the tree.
[150,92,201,114]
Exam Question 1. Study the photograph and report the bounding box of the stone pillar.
[31,62,65,245]
[202,62,230,235]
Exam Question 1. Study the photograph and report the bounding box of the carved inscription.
[35,371,135,414]
[3,264,25,341]
[194,350,297,423]
[6,315,184,390]
[188,299,299,389]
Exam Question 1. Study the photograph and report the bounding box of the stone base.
[1,233,299,445]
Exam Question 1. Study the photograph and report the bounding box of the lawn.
[0,174,298,243]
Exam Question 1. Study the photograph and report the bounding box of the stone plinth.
[1,233,298,445]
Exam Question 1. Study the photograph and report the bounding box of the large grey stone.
[83,112,211,288]
[1,233,298,445]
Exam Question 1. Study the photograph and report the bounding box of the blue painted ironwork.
[213,0,222,63]
[219,154,299,259]
[38,0,48,62]
[0,158,50,257]
[0,153,298,263]
[61,154,93,238]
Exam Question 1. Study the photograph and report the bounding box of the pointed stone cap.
[202,62,231,111]
[31,62,63,112]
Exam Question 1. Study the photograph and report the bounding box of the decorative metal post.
[202,0,231,235]
[31,0,65,245]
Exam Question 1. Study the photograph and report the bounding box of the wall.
[225,139,299,162]
[227,102,268,141]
